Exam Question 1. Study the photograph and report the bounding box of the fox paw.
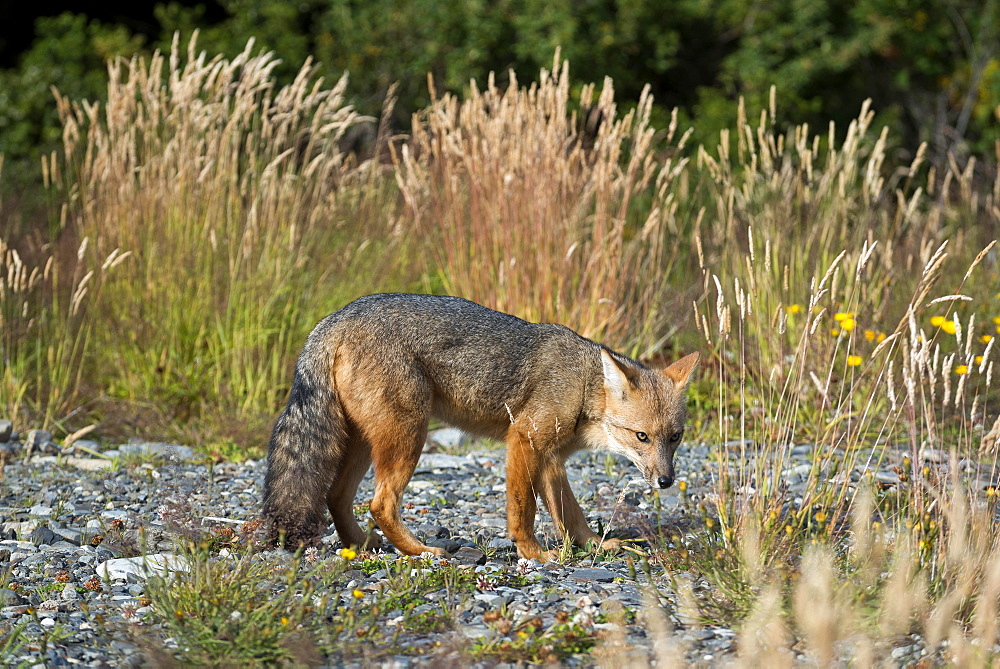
[598,537,622,553]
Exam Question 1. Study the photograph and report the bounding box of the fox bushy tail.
[262,343,345,548]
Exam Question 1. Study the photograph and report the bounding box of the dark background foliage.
[1,0,998,196]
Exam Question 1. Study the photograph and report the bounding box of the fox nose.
[657,475,673,489]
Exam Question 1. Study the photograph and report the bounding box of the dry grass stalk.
[397,53,690,349]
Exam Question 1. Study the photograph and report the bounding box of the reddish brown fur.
[262,294,699,560]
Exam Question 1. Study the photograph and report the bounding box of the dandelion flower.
[353,589,364,598]
[955,365,969,375]
[931,315,946,327]
[975,356,984,364]
[339,547,357,560]
[981,335,993,344]
[864,329,876,341]
[876,332,886,342]
[787,304,802,314]
[942,320,957,335]
[814,511,827,523]
[994,316,1000,325]
[840,317,856,331]
[834,312,854,322]
[847,355,862,367]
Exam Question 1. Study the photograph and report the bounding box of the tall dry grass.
[1,148,127,427]
[397,54,693,352]
[44,35,406,442]
[666,94,1000,663]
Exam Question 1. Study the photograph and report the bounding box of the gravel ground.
[1,423,997,666]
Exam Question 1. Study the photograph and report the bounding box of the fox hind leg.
[326,443,382,550]
[366,413,446,557]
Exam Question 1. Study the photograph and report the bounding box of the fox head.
[597,349,700,490]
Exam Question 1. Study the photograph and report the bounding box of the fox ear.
[663,352,700,388]
[600,349,631,400]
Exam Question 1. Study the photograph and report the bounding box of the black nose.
[657,476,673,489]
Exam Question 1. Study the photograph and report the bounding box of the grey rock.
[61,583,79,601]
[427,538,463,554]
[417,452,471,471]
[26,429,53,450]
[29,504,53,517]
[487,538,514,550]
[118,442,196,460]
[0,419,11,442]
[426,428,471,450]
[875,470,900,485]
[453,547,486,565]
[96,553,190,581]
[30,526,60,546]
[569,568,618,582]
[891,645,914,659]
[459,624,493,640]
[51,528,83,546]
[920,447,948,464]
[0,588,25,605]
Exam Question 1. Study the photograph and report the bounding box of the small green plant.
[470,614,598,664]
[141,546,346,666]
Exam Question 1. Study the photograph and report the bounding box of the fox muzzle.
[656,475,673,489]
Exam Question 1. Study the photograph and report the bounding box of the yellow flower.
[785,524,794,535]
[840,317,856,332]
[339,547,357,560]
[975,356,984,364]
[814,511,827,523]
[677,480,687,492]
[982,335,994,344]
[993,316,1000,325]
[955,365,969,375]
[942,320,957,335]
[863,329,876,341]
[996,325,1000,334]
[847,355,862,367]
[830,328,841,337]
[876,332,886,342]
[353,589,364,598]
[931,315,946,327]
[834,312,854,322]
[281,617,290,626]
[787,304,802,314]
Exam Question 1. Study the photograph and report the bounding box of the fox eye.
[670,430,684,443]
[635,431,649,442]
